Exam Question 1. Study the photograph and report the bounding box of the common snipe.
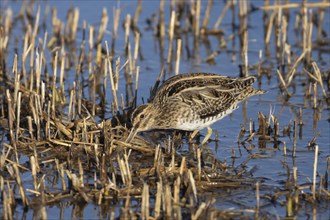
[127,73,266,143]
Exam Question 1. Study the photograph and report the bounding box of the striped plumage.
[127,73,266,142]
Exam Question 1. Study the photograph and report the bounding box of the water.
[0,0,329,219]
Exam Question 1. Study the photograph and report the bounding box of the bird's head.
[126,104,156,142]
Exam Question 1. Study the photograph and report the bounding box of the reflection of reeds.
[0,0,329,219]
[313,145,319,200]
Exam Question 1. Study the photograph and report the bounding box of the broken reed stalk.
[214,0,230,29]
[265,11,275,45]
[312,62,327,98]
[73,81,77,120]
[255,182,260,217]
[135,66,140,95]
[312,145,319,200]
[133,0,142,27]
[154,181,162,219]
[13,54,18,108]
[124,14,131,55]
[35,49,42,94]
[27,116,34,139]
[173,175,181,219]
[46,101,51,139]
[188,169,198,204]
[258,112,266,138]
[126,39,133,77]
[276,69,290,96]
[286,190,293,216]
[293,165,298,188]
[111,6,120,56]
[6,90,16,155]
[88,26,94,75]
[249,118,253,136]
[306,9,313,65]
[192,203,206,220]
[258,50,262,77]
[299,107,303,126]
[165,183,172,218]
[52,51,58,118]
[78,158,84,187]
[239,0,248,76]
[197,147,201,181]
[21,32,30,88]
[260,2,330,10]
[30,7,40,92]
[281,15,288,66]
[202,0,213,29]
[105,41,119,111]
[273,115,280,138]
[59,50,65,96]
[286,51,306,86]
[30,156,37,189]
[153,145,161,168]
[302,7,308,57]
[275,5,282,61]
[195,0,201,38]
[167,10,176,64]
[159,0,165,40]
[175,39,181,75]
[15,92,21,141]
[170,140,175,168]
[3,177,15,219]
[39,21,48,53]
[13,164,29,208]
[68,89,73,121]
[103,55,108,102]
[100,153,106,184]
[141,183,150,219]
[41,82,45,108]
[316,3,325,41]
[0,11,10,80]
[293,119,297,158]
[313,83,317,109]
[120,93,125,110]
[119,152,132,185]
[70,7,79,43]
[2,183,12,220]
[4,8,13,34]
[96,8,108,45]
[133,32,140,72]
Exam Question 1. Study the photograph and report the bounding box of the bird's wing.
[173,88,237,119]
[152,73,255,108]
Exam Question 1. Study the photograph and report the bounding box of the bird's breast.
[176,106,238,131]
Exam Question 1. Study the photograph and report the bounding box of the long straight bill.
[126,128,138,143]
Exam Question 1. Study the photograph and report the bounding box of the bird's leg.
[190,129,199,142]
[201,127,212,145]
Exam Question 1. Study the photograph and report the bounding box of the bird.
[126,73,266,143]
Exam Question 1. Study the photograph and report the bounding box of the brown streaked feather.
[152,73,256,108]
[175,88,235,119]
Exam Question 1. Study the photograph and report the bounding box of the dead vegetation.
[0,0,329,219]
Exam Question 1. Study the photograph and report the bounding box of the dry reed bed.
[0,0,329,219]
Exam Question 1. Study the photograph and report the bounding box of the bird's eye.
[140,114,145,119]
